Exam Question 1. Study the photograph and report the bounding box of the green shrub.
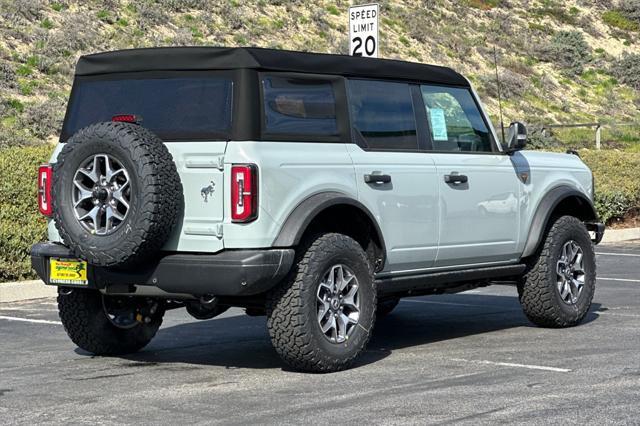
[533,0,578,24]
[478,69,530,100]
[540,30,591,75]
[580,150,640,223]
[526,126,562,150]
[326,5,340,15]
[134,2,168,29]
[20,98,65,140]
[619,0,640,23]
[50,2,65,12]
[612,53,640,90]
[1,0,46,20]
[0,144,53,282]
[466,0,501,10]
[0,61,17,89]
[602,10,639,31]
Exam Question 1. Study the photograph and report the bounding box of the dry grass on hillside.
[0,0,639,147]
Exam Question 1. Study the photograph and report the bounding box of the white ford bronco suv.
[31,47,605,373]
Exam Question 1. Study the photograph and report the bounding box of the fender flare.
[521,185,597,258]
[272,191,387,264]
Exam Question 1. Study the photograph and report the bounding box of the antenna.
[493,46,506,144]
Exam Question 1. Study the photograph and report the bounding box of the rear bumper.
[586,221,605,245]
[31,242,295,297]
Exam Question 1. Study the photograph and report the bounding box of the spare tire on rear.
[52,122,182,267]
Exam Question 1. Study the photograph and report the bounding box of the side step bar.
[376,264,526,296]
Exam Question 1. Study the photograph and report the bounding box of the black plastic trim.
[521,186,598,258]
[31,242,295,297]
[586,221,605,244]
[272,192,387,267]
[30,242,74,282]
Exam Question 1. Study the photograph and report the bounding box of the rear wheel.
[267,233,376,373]
[58,288,164,355]
[518,215,596,328]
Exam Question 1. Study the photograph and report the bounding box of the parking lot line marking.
[451,358,571,373]
[597,311,640,318]
[596,252,640,257]
[0,315,61,325]
[598,277,640,283]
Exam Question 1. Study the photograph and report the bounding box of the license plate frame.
[49,258,88,286]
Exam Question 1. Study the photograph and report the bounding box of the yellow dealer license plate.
[49,258,88,286]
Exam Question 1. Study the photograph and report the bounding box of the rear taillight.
[38,164,53,216]
[111,114,141,124]
[231,164,258,222]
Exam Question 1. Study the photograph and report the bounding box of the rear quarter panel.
[222,141,357,248]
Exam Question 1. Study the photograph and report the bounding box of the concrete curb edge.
[0,280,56,304]
[600,227,640,244]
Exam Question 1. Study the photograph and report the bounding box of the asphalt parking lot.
[1,242,639,425]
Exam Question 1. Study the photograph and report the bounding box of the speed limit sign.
[349,3,378,58]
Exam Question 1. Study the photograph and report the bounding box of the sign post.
[349,3,379,58]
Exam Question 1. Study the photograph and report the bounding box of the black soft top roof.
[75,46,469,86]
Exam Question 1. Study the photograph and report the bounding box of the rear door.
[62,72,235,253]
[419,84,521,267]
[346,79,439,272]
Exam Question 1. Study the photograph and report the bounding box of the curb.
[600,227,640,244]
[0,280,56,303]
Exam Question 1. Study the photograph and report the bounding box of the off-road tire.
[266,233,376,373]
[52,122,182,267]
[57,288,164,355]
[377,297,400,318]
[518,215,596,328]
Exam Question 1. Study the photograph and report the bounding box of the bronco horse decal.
[200,181,216,202]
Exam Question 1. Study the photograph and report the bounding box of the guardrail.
[541,122,640,150]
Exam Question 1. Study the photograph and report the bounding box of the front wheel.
[267,233,376,373]
[518,215,596,328]
[58,288,164,355]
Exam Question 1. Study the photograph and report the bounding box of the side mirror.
[506,121,527,152]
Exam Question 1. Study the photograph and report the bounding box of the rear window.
[348,79,418,151]
[62,75,233,141]
[262,76,339,136]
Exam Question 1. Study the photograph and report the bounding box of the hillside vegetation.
[1,0,640,147]
[1,1,639,282]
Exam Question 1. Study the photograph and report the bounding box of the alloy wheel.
[556,240,586,305]
[72,154,131,235]
[316,264,360,343]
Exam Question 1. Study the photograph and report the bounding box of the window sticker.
[428,108,448,141]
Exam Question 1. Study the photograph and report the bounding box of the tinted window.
[262,76,338,136]
[420,85,493,152]
[348,80,418,150]
[63,76,233,141]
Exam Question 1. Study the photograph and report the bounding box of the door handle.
[364,173,391,184]
[444,173,468,184]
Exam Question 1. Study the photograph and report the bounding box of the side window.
[262,76,338,136]
[420,85,494,152]
[348,79,418,150]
